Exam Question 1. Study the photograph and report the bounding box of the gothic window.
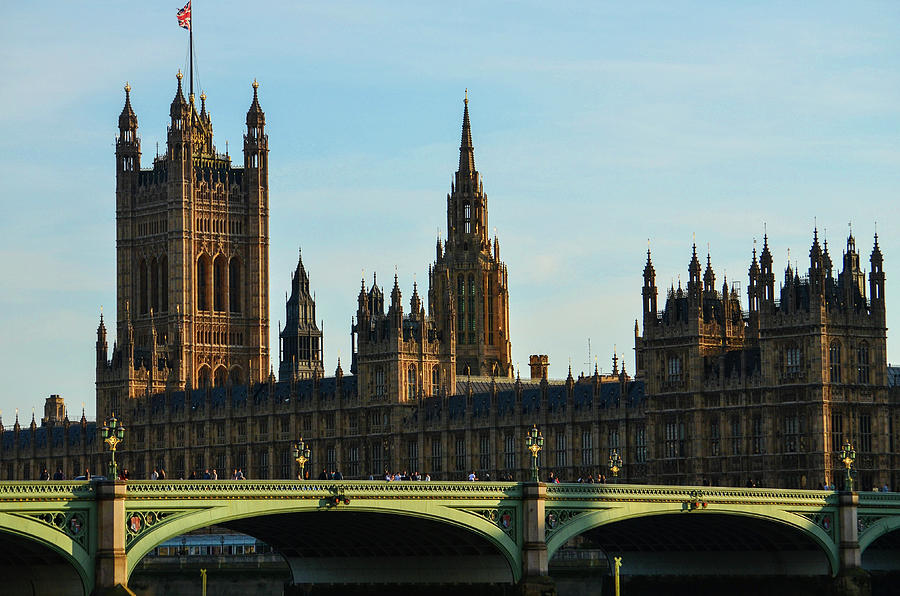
[213,255,227,312]
[635,426,647,463]
[375,367,386,397]
[752,416,764,454]
[468,275,476,344]
[581,430,593,466]
[857,343,870,384]
[464,202,471,234]
[487,277,495,345]
[198,365,211,389]
[666,355,682,383]
[139,259,148,314]
[407,364,417,400]
[831,413,843,452]
[555,432,567,467]
[731,417,741,455]
[830,341,842,383]
[784,414,799,453]
[479,435,491,471]
[455,437,466,472]
[229,257,241,313]
[229,366,242,386]
[431,436,443,473]
[160,255,168,312]
[407,440,419,473]
[457,275,465,336]
[710,419,720,456]
[197,255,211,311]
[860,414,872,452]
[664,421,679,458]
[214,366,227,387]
[786,345,802,375]
[348,445,360,478]
[608,428,620,461]
[504,434,516,470]
[431,366,440,396]
[150,257,159,313]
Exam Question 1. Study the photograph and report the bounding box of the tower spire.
[459,90,475,176]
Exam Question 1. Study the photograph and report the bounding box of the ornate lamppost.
[292,438,311,480]
[525,425,544,482]
[100,413,125,480]
[608,450,623,484]
[841,440,856,492]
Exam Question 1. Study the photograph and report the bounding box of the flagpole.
[189,5,194,98]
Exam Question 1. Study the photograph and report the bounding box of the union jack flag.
[176,1,191,31]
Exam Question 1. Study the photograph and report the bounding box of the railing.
[123,479,523,499]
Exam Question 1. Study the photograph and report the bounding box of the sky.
[1,2,899,421]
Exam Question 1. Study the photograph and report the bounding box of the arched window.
[160,255,169,312]
[463,202,471,234]
[213,255,227,312]
[214,366,228,387]
[407,365,417,400]
[468,275,476,344]
[229,257,241,313]
[197,255,211,311]
[432,366,440,396]
[457,275,465,339]
[150,257,158,313]
[139,259,148,314]
[229,366,242,387]
[857,343,870,384]
[198,366,211,389]
[829,342,841,383]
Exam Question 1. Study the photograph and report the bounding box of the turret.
[642,248,658,325]
[759,234,775,309]
[244,79,268,188]
[688,244,702,303]
[748,244,760,315]
[96,312,108,372]
[389,273,403,326]
[703,252,716,294]
[870,232,885,311]
[809,228,826,297]
[116,82,140,197]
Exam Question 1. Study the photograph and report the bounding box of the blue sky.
[1,2,899,420]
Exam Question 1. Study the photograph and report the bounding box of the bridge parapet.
[0,480,97,501]
[124,479,523,501]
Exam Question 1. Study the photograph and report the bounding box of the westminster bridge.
[1,481,899,595]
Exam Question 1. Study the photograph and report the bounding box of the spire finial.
[124,81,131,94]
[465,88,468,104]
[252,78,259,90]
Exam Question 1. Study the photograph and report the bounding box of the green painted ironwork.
[1,479,900,596]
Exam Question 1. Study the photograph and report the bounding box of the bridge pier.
[835,492,870,596]
[519,482,556,596]
[93,481,135,596]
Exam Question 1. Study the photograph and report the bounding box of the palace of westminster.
[1,73,898,491]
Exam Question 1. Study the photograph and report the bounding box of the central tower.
[429,95,512,378]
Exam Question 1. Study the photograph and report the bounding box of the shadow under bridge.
[222,510,517,586]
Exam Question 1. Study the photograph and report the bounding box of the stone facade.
[0,82,898,493]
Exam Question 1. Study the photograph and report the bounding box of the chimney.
[529,355,549,380]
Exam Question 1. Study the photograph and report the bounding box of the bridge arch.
[0,511,92,595]
[861,517,900,572]
[546,505,838,577]
[125,496,522,584]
